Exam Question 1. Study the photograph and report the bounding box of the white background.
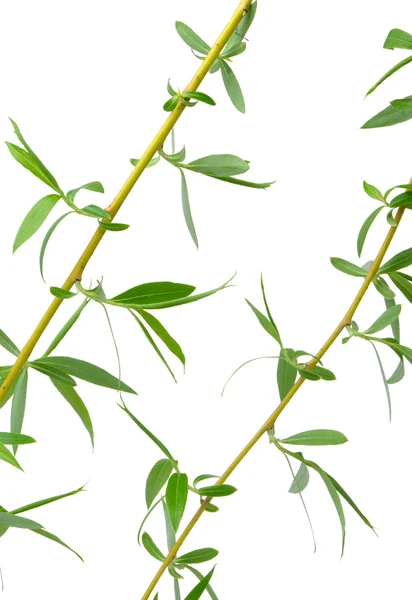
[0,0,412,598]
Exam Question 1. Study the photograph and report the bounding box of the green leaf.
[363,304,401,335]
[220,61,245,113]
[130,156,160,168]
[193,474,219,488]
[363,181,385,202]
[221,356,278,396]
[330,257,367,277]
[224,0,257,51]
[32,356,136,394]
[146,459,174,509]
[31,363,77,386]
[387,358,405,384]
[388,191,412,208]
[142,532,166,561]
[183,92,216,106]
[357,207,383,257]
[39,211,74,281]
[390,98,412,111]
[0,329,20,356]
[11,484,85,515]
[10,368,29,454]
[119,402,175,461]
[111,281,195,306]
[137,309,185,365]
[260,275,280,335]
[50,287,77,299]
[221,42,247,59]
[162,497,176,553]
[311,365,336,381]
[384,28,412,49]
[245,299,282,345]
[0,432,34,446]
[164,96,179,112]
[184,566,215,600]
[159,147,187,163]
[277,349,297,400]
[186,566,219,600]
[373,276,395,299]
[32,528,83,561]
[289,462,310,494]
[99,221,130,231]
[362,96,412,129]
[175,22,211,54]
[0,512,43,530]
[384,298,400,341]
[280,429,348,446]
[179,168,198,248]
[204,174,274,189]
[183,154,249,178]
[137,497,164,546]
[0,442,23,470]
[379,247,412,274]
[366,55,412,96]
[166,473,188,532]
[298,369,321,381]
[5,142,58,191]
[370,342,392,421]
[389,271,412,302]
[13,194,60,253]
[80,204,110,219]
[66,181,104,203]
[51,380,94,447]
[43,299,89,358]
[197,484,237,497]
[175,548,219,565]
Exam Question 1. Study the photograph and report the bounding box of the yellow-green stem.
[141,205,406,599]
[0,0,252,405]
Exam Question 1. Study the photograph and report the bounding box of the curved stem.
[0,0,252,405]
[141,205,406,599]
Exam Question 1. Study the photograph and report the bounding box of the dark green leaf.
[364,304,401,335]
[183,92,216,106]
[184,154,249,178]
[51,380,94,447]
[388,191,412,207]
[260,275,280,335]
[10,368,28,454]
[357,207,383,257]
[39,211,74,281]
[99,221,130,231]
[184,566,215,600]
[0,329,20,357]
[67,181,104,203]
[142,532,166,561]
[13,194,60,253]
[50,287,77,299]
[277,349,297,400]
[11,484,85,514]
[366,56,412,96]
[81,204,110,219]
[137,309,185,365]
[298,369,320,381]
[32,529,83,561]
[362,96,412,128]
[220,61,245,113]
[330,257,367,277]
[197,484,236,498]
[387,357,405,384]
[384,28,412,49]
[245,299,282,345]
[111,281,195,306]
[119,402,175,461]
[175,22,211,54]
[166,473,189,531]
[185,566,219,600]
[179,168,198,248]
[311,365,336,381]
[380,247,412,274]
[289,462,310,494]
[363,181,385,202]
[280,429,348,446]
[175,548,219,565]
[146,459,174,509]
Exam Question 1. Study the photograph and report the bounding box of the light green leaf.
[184,566,215,600]
[80,204,110,219]
[142,532,166,561]
[280,429,348,446]
[366,56,412,96]
[111,282,195,306]
[373,276,395,299]
[193,474,219,488]
[197,484,236,498]
[220,61,245,113]
[330,257,367,277]
[389,271,412,302]
[221,356,278,396]
[166,473,189,532]
[379,247,412,274]
[32,529,83,561]
[289,462,310,494]
[43,299,89,358]
[10,368,28,454]
[0,329,20,356]
[183,154,249,178]
[51,380,94,448]
[31,363,77,386]
[260,274,279,334]
[384,28,412,49]
[175,22,211,54]
[224,0,257,51]
[364,304,401,335]
[384,298,400,341]
[204,174,274,189]
[164,96,179,112]
[66,181,104,203]
[220,42,247,59]
[179,168,198,248]
[370,342,392,421]
[357,207,383,257]
[362,96,412,128]
[277,349,297,400]
[99,221,130,231]
[0,432,34,446]
[0,512,43,530]
[137,497,164,546]
[130,156,161,168]
[50,287,77,299]
[183,92,216,106]
[13,194,60,253]
[245,299,282,345]
[159,147,186,163]
[5,143,58,191]
[39,211,74,281]
[137,309,185,366]
[0,442,23,470]
[175,548,219,565]
[363,181,385,202]
[311,365,336,381]
[146,459,174,509]
[119,402,175,461]
[12,484,85,515]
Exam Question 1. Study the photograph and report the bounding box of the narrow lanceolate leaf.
[277,349,297,401]
[193,474,219,488]
[366,55,412,96]
[66,181,104,203]
[0,512,43,530]
[0,432,34,446]
[373,276,395,299]
[363,181,385,202]
[11,484,85,515]
[119,402,175,461]
[166,473,189,532]
[0,442,23,470]
[40,211,73,281]
[224,0,257,50]
[137,498,163,546]
[179,168,198,248]
[370,343,392,421]
[145,459,174,508]
[280,430,348,446]
[388,190,412,207]
[184,567,215,600]
[162,498,176,552]
[183,92,216,106]
[175,548,219,566]
[183,154,249,178]
[10,368,28,454]
[380,247,412,274]
[31,363,77,386]
[130,156,161,168]
[245,299,282,345]
[6,143,58,191]
[43,299,89,358]
[185,566,220,600]
[142,532,166,561]
[362,96,412,129]
[325,473,375,532]
[32,529,83,561]
[175,22,211,55]
[363,304,402,335]
[206,174,274,189]
[111,282,195,306]
[311,365,336,381]
[99,221,130,231]
[357,207,383,257]
[384,298,400,342]
[32,356,136,394]
[13,194,60,253]
[384,28,412,50]
[330,257,367,277]
[0,329,20,356]
[289,462,310,494]
[220,60,245,113]
[80,204,110,219]
[260,275,280,336]
[137,309,185,365]
[50,287,77,299]
[51,380,94,447]
[389,271,412,302]
[220,42,247,59]
[197,484,237,498]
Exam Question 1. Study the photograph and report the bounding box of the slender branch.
[141,204,407,599]
[0,0,252,405]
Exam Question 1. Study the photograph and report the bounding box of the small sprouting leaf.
[13,194,61,253]
[220,60,245,113]
[220,42,247,59]
[193,474,219,488]
[66,181,104,203]
[167,79,177,96]
[80,205,110,219]
[175,548,219,566]
[0,432,34,446]
[130,156,161,168]
[5,143,58,191]
[289,462,310,494]
[373,276,395,299]
[389,271,412,302]
[50,287,77,299]
[362,96,412,128]
[298,369,321,381]
[370,342,392,421]
[357,207,383,257]
[31,363,77,386]
[277,348,297,400]
[159,147,186,163]
[184,566,215,600]
[39,211,74,281]
[179,168,198,248]
[245,299,282,345]
[10,368,29,454]
[197,484,237,497]
[142,532,166,561]
[120,402,175,461]
[99,221,130,231]
[330,257,368,277]
[366,55,412,97]
[204,503,219,513]
[137,309,185,366]
[363,304,402,335]
[183,92,216,106]
[166,473,189,532]
[146,459,174,508]
[163,96,180,112]
[0,511,43,530]
[184,154,249,178]
[311,365,336,381]
[186,566,219,600]
[384,28,412,50]
[280,430,348,446]
[363,181,385,202]
[51,380,94,447]
[111,282,195,306]
[379,247,412,274]
[0,329,20,357]
[175,22,211,55]
[32,529,83,561]
[0,442,23,470]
